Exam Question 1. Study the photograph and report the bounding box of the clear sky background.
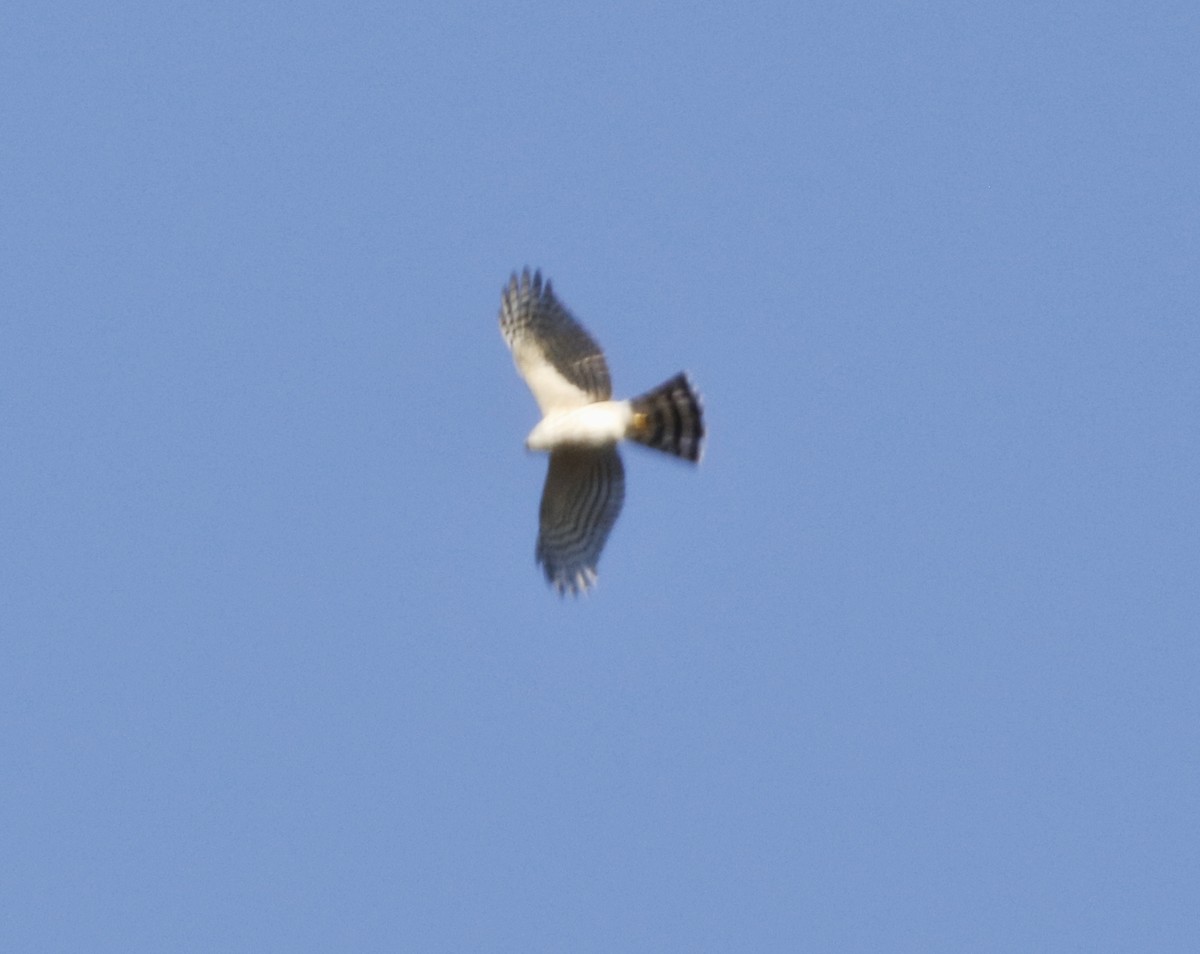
[4,2,1198,951]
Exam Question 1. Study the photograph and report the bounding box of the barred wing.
[536,447,625,595]
[500,269,612,414]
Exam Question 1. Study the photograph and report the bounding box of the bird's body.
[525,401,632,451]
[499,268,704,594]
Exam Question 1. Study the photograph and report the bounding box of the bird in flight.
[499,268,704,594]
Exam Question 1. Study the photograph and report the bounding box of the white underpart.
[512,342,592,415]
[526,401,632,451]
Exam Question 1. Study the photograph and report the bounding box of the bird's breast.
[526,401,632,451]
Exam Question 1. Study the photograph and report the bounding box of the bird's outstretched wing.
[536,447,625,594]
[500,268,612,414]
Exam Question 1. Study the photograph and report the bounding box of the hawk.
[499,268,704,594]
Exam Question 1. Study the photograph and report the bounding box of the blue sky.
[4,1,1198,950]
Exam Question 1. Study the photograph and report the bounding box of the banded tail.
[627,373,705,463]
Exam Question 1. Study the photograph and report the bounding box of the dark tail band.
[627,373,704,463]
